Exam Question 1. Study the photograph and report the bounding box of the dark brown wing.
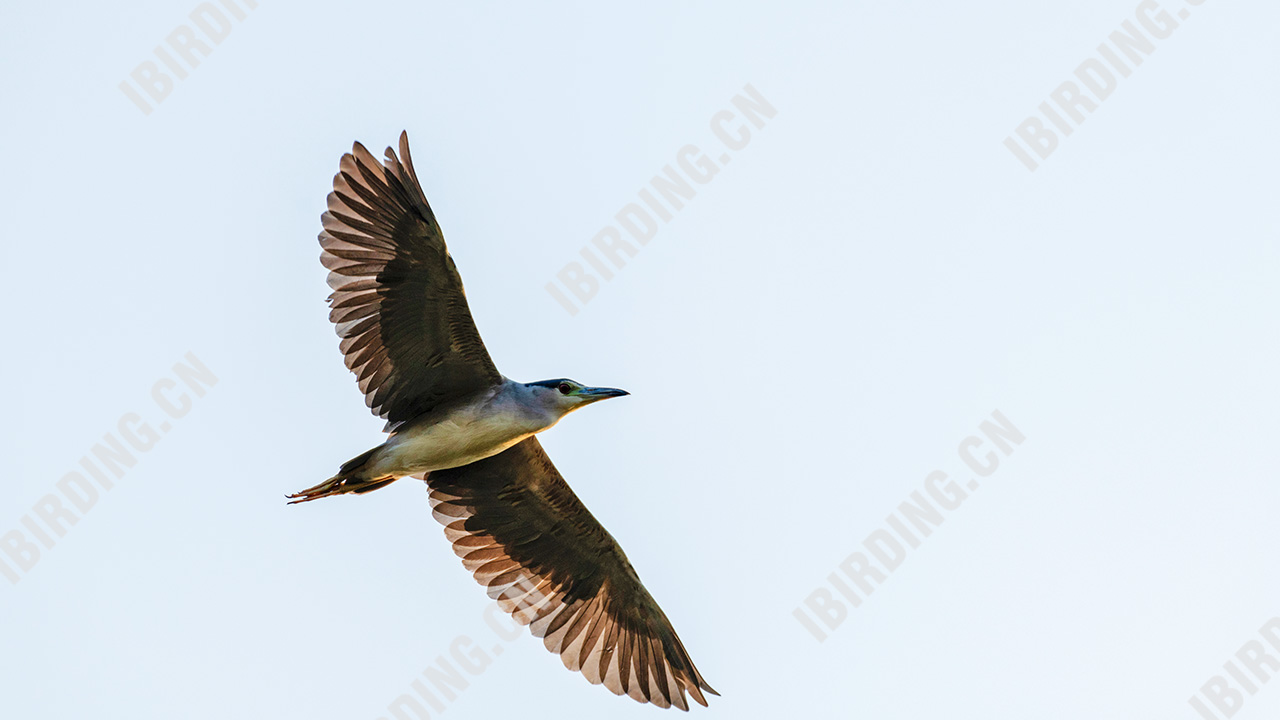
[319,132,502,430]
[426,438,717,710]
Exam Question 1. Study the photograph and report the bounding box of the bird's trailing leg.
[287,447,399,504]
[286,474,399,504]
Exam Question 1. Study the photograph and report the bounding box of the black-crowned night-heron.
[289,133,716,710]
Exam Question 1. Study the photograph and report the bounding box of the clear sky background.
[2,1,1278,718]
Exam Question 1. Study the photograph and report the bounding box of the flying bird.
[289,132,717,710]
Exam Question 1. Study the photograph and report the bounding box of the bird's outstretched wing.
[426,437,718,710]
[319,132,501,430]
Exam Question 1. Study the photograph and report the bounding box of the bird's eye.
[558,383,573,395]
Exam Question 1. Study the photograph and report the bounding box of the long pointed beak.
[579,387,630,403]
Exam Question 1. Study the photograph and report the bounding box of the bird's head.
[525,378,630,418]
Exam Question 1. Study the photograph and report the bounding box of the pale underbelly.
[368,418,535,477]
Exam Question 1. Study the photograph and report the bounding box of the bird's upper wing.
[426,437,718,710]
[319,132,502,430]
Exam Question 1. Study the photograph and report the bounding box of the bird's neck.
[494,378,563,432]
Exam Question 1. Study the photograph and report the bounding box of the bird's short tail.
[287,448,399,504]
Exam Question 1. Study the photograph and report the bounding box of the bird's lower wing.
[425,437,717,710]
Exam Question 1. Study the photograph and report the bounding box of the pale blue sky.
[2,1,1278,718]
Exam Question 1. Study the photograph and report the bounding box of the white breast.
[367,383,553,477]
